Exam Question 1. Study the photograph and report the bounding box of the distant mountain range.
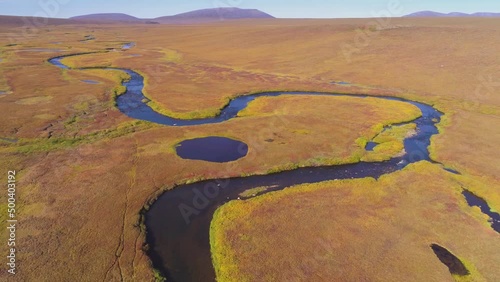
[3,8,499,27]
[69,7,274,23]
[70,13,141,22]
[404,11,500,17]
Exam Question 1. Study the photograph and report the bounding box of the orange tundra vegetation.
[211,162,499,282]
[0,17,498,281]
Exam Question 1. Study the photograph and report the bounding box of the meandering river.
[48,45,499,282]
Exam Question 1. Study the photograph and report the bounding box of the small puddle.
[122,42,136,50]
[430,244,469,276]
[49,57,69,69]
[444,167,461,175]
[0,91,6,95]
[176,137,248,163]
[81,80,100,84]
[331,81,350,85]
[462,190,500,233]
[365,142,378,151]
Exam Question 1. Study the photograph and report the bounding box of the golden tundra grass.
[211,162,499,282]
[361,123,417,162]
[0,17,498,281]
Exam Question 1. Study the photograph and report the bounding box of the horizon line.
[1,7,500,20]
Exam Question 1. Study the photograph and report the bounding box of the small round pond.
[365,142,378,151]
[175,136,248,163]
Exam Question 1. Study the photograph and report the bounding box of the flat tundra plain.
[0,17,499,281]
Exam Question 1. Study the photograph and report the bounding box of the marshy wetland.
[0,17,499,282]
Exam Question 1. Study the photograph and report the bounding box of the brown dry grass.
[0,17,498,281]
[211,162,499,281]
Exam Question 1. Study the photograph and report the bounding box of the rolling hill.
[70,13,142,22]
[155,7,274,23]
[68,8,275,24]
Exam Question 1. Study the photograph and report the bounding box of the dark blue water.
[431,244,469,276]
[365,142,378,151]
[47,49,498,282]
[49,57,68,69]
[463,190,500,232]
[444,168,461,175]
[176,137,248,163]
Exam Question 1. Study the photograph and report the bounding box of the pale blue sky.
[0,0,499,18]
